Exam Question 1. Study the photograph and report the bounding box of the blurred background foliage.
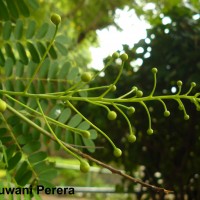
[1,0,200,199]
[89,3,200,200]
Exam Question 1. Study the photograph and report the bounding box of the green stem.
[113,104,133,135]
[184,83,196,95]
[1,111,39,178]
[150,71,157,96]
[158,99,168,112]
[1,89,199,105]
[36,99,82,161]
[86,99,110,112]
[5,94,94,143]
[100,61,125,98]
[48,85,110,96]
[176,99,188,118]
[92,57,114,80]
[24,26,58,93]
[66,100,117,149]
[118,87,137,99]
[140,101,152,130]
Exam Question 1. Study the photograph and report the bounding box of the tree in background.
[89,4,200,200]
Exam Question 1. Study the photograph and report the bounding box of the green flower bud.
[51,13,61,26]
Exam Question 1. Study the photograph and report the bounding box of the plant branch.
[71,148,174,194]
[6,103,173,194]
[24,26,58,93]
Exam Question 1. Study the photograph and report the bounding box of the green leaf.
[17,134,32,145]
[67,67,79,81]
[4,43,16,63]
[89,129,98,140]
[22,141,41,154]
[0,0,9,20]
[27,0,39,10]
[5,58,14,77]
[0,49,5,65]
[15,80,25,92]
[3,21,12,40]
[6,144,17,160]
[33,161,48,174]
[74,134,82,147]
[38,58,50,78]
[16,42,28,64]
[55,42,68,55]
[8,152,22,171]
[79,86,88,97]
[27,60,37,77]
[28,151,47,164]
[16,61,24,77]
[17,0,30,17]
[27,42,40,63]
[36,42,46,57]
[48,43,57,59]
[56,35,69,43]
[4,80,14,92]
[23,121,30,133]
[0,136,13,144]
[26,20,36,39]
[14,19,23,40]
[0,128,7,135]
[7,116,20,126]
[58,81,66,92]
[17,170,32,186]
[48,61,58,79]
[58,61,71,79]
[77,121,90,130]
[15,161,28,182]
[36,23,49,39]
[65,131,73,144]
[37,80,45,94]
[38,180,55,188]
[82,138,95,153]
[48,104,64,119]
[57,108,71,123]
[1,142,8,166]
[39,169,57,180]
[6,0,19,19]
[32,120,41,140]
[68,114,82,127]
[44,24,56,39]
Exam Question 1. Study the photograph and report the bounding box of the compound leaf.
[6,0,19,19]
[17,0,30,17]
[57,108,71,124]
[28,151,47,164]
[67,114,82,127]
[26,20,36,39]
[17,170,32,186]
[14,19,23,40]
[27,42,40,63]
[15,161,28,182]
[36,23,49,39]
[8,152,22,171]
[22,141,41,154]
[16,42,28,64]
[3,21,12,40]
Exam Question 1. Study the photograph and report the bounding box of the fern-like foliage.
[0,0,200,198]
[0,0,97,196]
